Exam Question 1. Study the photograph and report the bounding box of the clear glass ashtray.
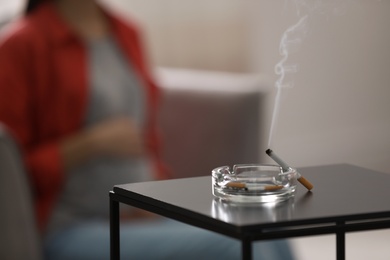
[212,164,298,203]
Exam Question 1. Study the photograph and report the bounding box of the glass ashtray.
[212,164,298,203]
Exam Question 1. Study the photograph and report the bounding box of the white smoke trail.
[267,15,309,148]
[267,0,356,148]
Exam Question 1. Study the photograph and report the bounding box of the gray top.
[47,36,154,234]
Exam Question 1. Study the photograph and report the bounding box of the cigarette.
[226,182,284,191]
[266,149,313,191]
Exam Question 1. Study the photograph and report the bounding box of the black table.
[109,164,390,260]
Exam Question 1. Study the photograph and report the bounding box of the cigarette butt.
[298,176,313,191]
[226,182,284,191]
[226,182,246,189]
[266,149,314,191]
[264,185,284,191]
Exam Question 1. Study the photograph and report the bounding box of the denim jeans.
[44,218,295,260]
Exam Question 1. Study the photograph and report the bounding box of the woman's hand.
[61,117,145,171]
[88,117,145,158]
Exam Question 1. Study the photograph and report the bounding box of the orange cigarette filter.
[264,185,284,191]
[266,149,314,191]
[226,182,283,191]
[297,176,313,191]
[226,182,246,189]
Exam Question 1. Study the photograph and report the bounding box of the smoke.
[267,0,354,148]
[267,14,309,148]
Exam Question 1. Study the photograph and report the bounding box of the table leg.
[242,238,252,260]
[110,192,120,260]
[336,223,345,260]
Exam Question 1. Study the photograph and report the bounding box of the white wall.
[249,0,390,173]
[105,0,252,71]
[105,0,390,174]
[0,0,24,26]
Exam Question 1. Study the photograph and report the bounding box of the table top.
[113,164,390,234]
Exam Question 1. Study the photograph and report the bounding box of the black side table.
[110,164,390,260]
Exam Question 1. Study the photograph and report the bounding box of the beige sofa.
[0,68,268,259]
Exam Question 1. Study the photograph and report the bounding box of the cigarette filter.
[226,182,284,191]
[266,149,313,191]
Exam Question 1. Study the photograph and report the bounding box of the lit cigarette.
[226,182,284,191]
[266,149,313,191]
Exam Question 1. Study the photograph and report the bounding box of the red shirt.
[0,3,168,232]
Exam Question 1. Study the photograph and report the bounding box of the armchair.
[156,68,268,178]
[0,123,42,260]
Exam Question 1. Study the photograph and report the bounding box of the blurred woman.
[0,0,295,259]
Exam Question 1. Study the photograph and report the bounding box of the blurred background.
[108,0,390,175]
[1,0,389,259]
[100,0,390,175]
[2,0,389,174]
[119,0,390,176]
